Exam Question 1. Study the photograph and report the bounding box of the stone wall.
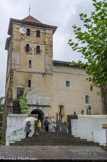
[52,66,103,116]
[11,23,53,73]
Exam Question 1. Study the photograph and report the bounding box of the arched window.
[26,44,30,52]
[85,95,90,104]
[36,45,40,54]
[36,30,40,37]
[26,28,30,36]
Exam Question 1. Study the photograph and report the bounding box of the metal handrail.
[13,127,24,134]
[6,127,24,138]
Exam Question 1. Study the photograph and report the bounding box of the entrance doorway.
[31,109,44,124]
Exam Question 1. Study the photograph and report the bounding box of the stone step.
[16,140,97,144]
[26,136,80,140]
[9,132,99,146]
[32,133,79,138]
[33,134,74,137]
[22,138,87,143]
[20,136,83,142]
[29,133,73,136]
[11,138,99,146]
[10,141,99,146]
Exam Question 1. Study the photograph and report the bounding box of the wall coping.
[7,114,28,117]
[78,115,107,119]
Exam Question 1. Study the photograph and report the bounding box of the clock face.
[19,27,26,34]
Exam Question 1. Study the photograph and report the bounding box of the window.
[66,81,70,87]
[26,28,30,36]
[36,45,40,54]
[17,87,24,99]
[28,60,32,68]
[26,44,30,52]
[36,30,40,37]
[85,95,90,104]
[28,80,31,88]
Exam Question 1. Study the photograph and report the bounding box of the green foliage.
[19,96,29,114]
[70,60,87,68]
[0,139,4,145]
[0,97,4,138]
[68,0,107,95]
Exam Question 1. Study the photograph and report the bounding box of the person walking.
[38,119,42,133]
[44,119,50,132]
[24,121,31,138]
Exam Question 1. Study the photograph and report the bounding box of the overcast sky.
[0,0,94,97]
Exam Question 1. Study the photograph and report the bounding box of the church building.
[2,15,103,141]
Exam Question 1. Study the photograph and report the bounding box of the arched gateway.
[30,109,44,124]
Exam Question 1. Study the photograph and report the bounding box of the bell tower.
[5,15,57,110]
[2,16,57,141]
[6,16,57,73]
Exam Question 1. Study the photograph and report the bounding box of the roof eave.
[8,18,57,35]
[53,60,86,68]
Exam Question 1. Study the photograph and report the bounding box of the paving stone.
[0,146,107,160]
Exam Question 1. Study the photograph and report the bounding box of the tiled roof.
[53,60,71,66]
[22,16,42,24]
[8,15,57,35]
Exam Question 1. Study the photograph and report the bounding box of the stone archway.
[31,109,44,124]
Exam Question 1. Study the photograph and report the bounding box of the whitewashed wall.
[71,115,107,146]
[6,114,35,146]
[93,129,107,146]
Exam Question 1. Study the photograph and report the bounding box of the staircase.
[10,132,99,146]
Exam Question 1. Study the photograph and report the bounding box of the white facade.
[6,114,35,146]
[71,115,107,146]
[93,129,107,146]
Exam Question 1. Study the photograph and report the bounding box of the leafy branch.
[68,0,107,95]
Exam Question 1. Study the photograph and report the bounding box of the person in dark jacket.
[24,121,31,138]
[44,119,50,132]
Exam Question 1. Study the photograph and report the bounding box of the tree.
[68,0,107,95]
